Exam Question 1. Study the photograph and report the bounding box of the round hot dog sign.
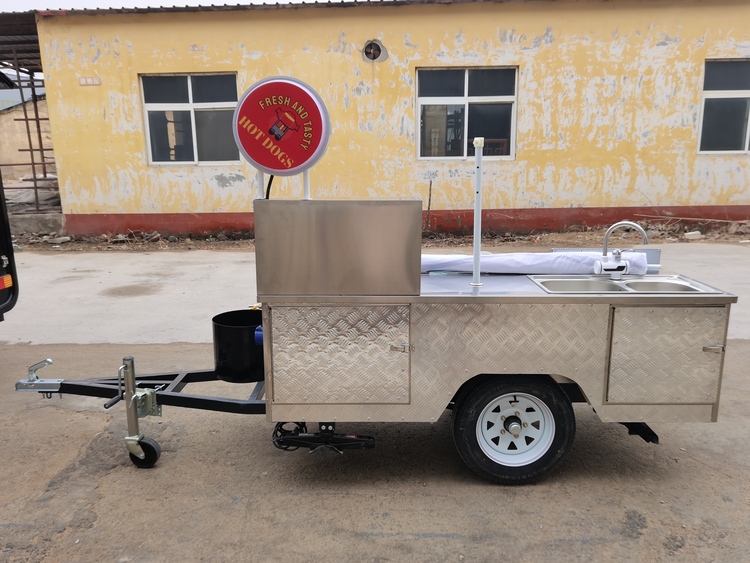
[233,77,330,176]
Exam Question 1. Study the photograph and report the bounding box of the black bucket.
[212,309,264,383]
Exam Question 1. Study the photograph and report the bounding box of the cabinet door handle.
[390,344,414,353]
[702,345,725,354]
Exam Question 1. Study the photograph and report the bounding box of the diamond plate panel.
[607,306,727,403]
[270,303,610,421]
[266,302,728,424]
[410,303,611,415]
[271,306,410,404]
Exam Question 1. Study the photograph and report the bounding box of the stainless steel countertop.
[260,273,738,305]
[421,272,542,296]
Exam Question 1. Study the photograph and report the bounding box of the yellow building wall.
[37,0,750,227]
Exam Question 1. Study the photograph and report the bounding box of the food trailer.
[14,79,737,484]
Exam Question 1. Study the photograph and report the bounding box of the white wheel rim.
[476,392,555,467]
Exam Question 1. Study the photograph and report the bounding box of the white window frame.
[141,73,241,166]
[416,67,517,161]
[698,61,750,155]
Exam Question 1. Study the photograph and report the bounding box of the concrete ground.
[1,243,749,562]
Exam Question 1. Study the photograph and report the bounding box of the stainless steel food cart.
[16,199,736,484]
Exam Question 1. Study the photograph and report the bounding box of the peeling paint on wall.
[36,0,750,220]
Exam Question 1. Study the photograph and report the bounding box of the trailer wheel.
[129,437,161,469]
[452,376,575,484]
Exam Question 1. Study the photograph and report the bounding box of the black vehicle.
[0,173,19,321]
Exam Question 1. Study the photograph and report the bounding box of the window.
[417,68,516,159]
[142,74,239,163]
[699,61,750,153]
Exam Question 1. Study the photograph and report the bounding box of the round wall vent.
[362,40,388,63]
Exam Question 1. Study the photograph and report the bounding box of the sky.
[0,1,235,10]
[0,0,316,10]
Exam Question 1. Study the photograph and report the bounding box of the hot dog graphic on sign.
[233,77,331,176]
[270,108,300,141]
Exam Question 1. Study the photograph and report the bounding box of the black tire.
[452,376,575,484]
[129,437,161,469]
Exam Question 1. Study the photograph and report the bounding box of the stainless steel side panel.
[265,301,729,424]
[269,305,410,405]
[268,303,612,422]
[606,306,727,404]
[410,302,610,417]
[595,404,715,423]
[254,199,421,297]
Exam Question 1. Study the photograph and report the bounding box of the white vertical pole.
[303,170,311,200]
[256,170,264,199]
[471,137,484,290]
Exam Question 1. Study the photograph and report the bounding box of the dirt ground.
[2,223,750,562]
[10,219,750,253]
[2,341,749,562]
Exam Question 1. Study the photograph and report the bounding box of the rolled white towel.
[421,252,649,276]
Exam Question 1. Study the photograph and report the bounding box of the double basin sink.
[529,274,721,294]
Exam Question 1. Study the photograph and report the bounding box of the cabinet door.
[607,306,727,404]
[270,305,410,404]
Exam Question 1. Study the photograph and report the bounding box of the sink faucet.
[595,220,649,279]
[602,220,649,256]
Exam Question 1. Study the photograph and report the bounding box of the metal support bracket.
[134,388,162,418]
[125,434,145,459]
[620,422,659,444]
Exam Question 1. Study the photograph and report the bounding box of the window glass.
[195,110,240,161]
[704,61,750,91]
[700,98,750,151]
[192,75,238,103]
[418,70,465,97]
[468,69,516,97]
[417,67,517,158]
[467,103,512,156]
[147,110,194,162]
[420,105,465,157]
[142,76,189,104]
[699,61,750,152]
[142,73,238,164]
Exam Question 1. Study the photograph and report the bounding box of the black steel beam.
[55,370,267,415]
[156,391,266,415]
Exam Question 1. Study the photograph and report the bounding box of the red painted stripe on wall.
[65,213,256,237]
[64,206,750,237]
[423,205,750,235]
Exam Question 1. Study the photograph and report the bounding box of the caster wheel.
[129,437,161,468]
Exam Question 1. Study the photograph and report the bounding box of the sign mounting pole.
[471,137,485,293]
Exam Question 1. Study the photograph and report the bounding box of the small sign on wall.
[79,77,102,86]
